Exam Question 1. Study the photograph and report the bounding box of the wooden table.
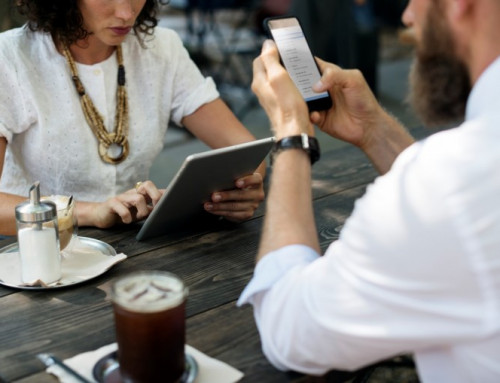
[0,133,427,383]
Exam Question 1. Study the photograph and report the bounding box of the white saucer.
[0,237,124,290]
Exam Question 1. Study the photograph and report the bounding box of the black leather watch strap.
[272,133,321,165]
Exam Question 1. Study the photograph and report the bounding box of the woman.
[0,0,266,236]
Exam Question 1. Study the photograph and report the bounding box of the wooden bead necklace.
[62,44,130,164]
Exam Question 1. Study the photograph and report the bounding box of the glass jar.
[15,182,61,284]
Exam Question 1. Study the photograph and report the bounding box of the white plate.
[0,237,122,290]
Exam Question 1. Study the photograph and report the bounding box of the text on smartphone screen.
[270,25,329,102]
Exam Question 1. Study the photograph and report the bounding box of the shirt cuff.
[237,244,320,306]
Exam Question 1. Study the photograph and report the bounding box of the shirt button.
[93,69,101,76]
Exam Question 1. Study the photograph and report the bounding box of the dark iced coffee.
[111,271,188,383]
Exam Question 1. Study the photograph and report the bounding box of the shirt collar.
[465,55,500,121]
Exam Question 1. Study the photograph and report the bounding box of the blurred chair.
[183,0,266,118]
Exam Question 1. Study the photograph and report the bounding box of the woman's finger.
[133,180,163,206]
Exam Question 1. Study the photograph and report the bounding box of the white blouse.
[0,26,219,201]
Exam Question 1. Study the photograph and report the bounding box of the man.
[237,0,500,382]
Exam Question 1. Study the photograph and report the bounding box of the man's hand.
[310,59,385,150]
[252,40,315,139]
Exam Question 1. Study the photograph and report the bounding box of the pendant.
[108,143,124,160]
[99,136,129,165]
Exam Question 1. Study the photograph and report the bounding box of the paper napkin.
[46,343,244,383]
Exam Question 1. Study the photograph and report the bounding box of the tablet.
[136,137,274,240]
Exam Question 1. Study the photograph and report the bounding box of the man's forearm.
[257,148,320,262]
[361,111,415,174]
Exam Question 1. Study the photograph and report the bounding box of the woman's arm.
[182,99,256,148]
[0,137,163,233]
[0,137,26,235]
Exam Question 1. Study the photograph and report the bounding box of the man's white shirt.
[238,56,500,383]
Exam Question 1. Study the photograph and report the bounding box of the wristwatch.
[272,133,321,165]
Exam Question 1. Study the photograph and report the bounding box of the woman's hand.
[181,94,268,222]
[77,180,163,228]
[204,171,265,222]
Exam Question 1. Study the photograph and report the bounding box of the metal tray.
[93,351,198,383]
[0,237,118,290]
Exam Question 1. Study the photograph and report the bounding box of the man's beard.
[408,2,471,127]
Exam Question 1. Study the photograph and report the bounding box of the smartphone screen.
[265,16,332,111]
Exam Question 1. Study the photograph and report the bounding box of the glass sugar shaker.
[15,181,62,285]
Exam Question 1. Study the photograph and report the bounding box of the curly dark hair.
[16,0,170,45]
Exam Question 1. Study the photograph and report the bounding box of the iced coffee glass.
[111,271,188,383]
[41,195,77,251]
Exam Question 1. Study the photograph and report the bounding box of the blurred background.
[0,0,418,186]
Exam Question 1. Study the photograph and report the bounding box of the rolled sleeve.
[0,30,33,141]
[170,76,219,125]
[237,244,320,306]
[164,29,220,126]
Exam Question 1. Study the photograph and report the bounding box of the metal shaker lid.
[15,181,57,223]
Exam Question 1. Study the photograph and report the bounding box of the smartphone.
[263,16,332,111]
